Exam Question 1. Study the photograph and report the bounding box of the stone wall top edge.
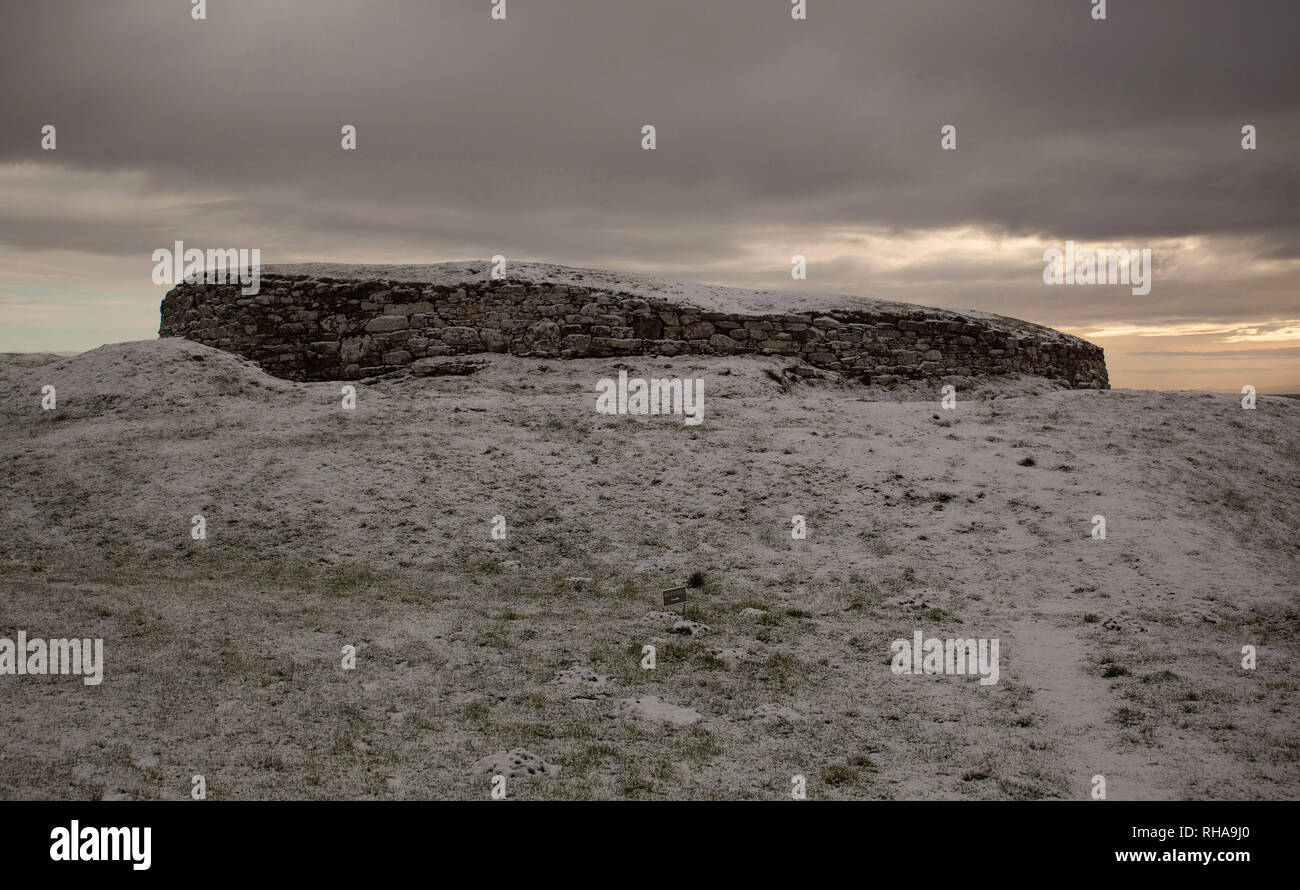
[167,276,1102,352]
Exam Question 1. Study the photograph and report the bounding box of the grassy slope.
[0,339,1296,800]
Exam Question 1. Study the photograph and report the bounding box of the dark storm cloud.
[1,0,1297,317]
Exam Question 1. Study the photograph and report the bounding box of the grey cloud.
[1,0,1297,332]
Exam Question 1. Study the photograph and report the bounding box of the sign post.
[662,586,688,608]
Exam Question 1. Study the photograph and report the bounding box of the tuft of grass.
[1018,456,1037,467]
[848,754,879,772]
[1112,707,1145,727]
[819,763,861,787]
[329,704,367,756]
[1219,487,1252,511]
[1141,670,1180,684]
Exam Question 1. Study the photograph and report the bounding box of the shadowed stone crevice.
[158,263,1108,387]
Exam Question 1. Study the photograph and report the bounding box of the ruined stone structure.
[158,263,1108,388]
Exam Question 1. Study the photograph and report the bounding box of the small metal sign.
[662,586,688,607]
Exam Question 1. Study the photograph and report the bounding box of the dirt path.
[1008,613,1166,800]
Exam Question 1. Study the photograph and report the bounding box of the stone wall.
[159,272,1109,388]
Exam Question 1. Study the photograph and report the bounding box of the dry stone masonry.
[159,262,1108,388]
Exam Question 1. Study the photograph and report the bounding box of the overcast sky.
[2,0,1297,390]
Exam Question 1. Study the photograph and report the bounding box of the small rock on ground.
[739,703,805,724]
[643,610,710,636]
[612,695,702,726]
[471,748,559,778]
[554,665,613,697]
[705,646,756,668]
[1102,615,1148,633]
[410,357,488,377]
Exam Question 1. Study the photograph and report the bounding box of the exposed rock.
[553,665,614,697]
[704,646,757,668]
[643,610,710,635]
[364,315,408,333]
[410,357,488,377]
[471,748,559,778]
[612,695,702,726]
[524,319,561,353]
[440,326,481,347]
[739,703,805,724]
